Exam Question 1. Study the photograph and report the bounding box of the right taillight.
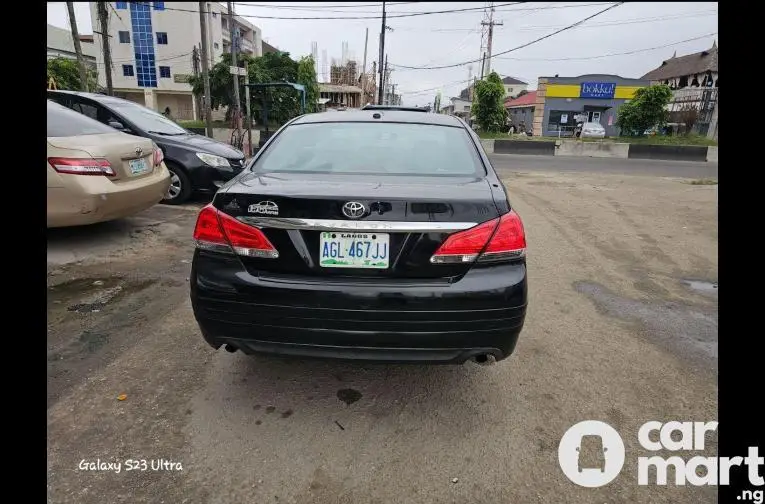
[430,210,526,264]
[153,144,164,167]
[48,157,115,176]
[193,204,279,258]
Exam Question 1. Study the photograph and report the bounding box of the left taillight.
[48,157,115,176]
[193,204,279,258]
[153,144,164,167]
[430,210,526,264]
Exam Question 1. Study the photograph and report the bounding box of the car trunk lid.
[213,172,500,280]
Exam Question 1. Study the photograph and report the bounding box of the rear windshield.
[253,122,485,176]
[47,100,115,137]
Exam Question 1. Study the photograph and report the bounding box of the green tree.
[296,55,320,113]
[471,72,507,132]
[616,84,673,136]
[47,57,97,92]
[190,51,307,124]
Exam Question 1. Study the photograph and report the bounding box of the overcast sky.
[47,2,717,106]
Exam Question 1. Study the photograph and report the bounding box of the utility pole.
[96,2,113,95]
[227,1,241,129]
[361,28,369,100]
[244,61,253,156]
[480,2,502,77]
[377,2,386,104]
[383,55,389,104]
[66,2,89,91]
[199,2,213,137]
[391,84,396,106]
[191,46,203,120]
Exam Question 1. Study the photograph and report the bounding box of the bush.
[616,84,672,136]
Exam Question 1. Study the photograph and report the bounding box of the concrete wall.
[627,144,708,162]
[483,138,718,162]
[555,141,630,158]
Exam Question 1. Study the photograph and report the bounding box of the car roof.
[291,109,465,127]
[48,89,135,107]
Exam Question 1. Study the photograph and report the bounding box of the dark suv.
[47,90,246,204]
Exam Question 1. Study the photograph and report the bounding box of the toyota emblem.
[342,201,366,219]
[135,147,143,157]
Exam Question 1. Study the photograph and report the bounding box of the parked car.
[47,90,246,205]
[47,100,170,228]
[190,110,528,364]
[579,122,606,139]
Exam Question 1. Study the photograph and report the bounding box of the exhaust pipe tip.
[472,353,496,366]
[224,344,238,353]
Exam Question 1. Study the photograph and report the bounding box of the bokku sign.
[580,82,616,99]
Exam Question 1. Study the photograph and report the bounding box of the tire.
[162,163,192,205]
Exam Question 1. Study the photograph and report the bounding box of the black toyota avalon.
[190,109,527,364]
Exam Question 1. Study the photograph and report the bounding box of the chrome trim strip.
[237,217,477,233]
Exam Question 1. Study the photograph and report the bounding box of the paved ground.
[47,158,718,503]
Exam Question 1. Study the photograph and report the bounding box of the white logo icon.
[558,420,626,488]
[248,201,279,215]
[342,201,366,219]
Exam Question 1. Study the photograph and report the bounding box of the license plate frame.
[319,232,390,269]
[129,158,149,176]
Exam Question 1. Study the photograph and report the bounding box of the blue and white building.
[89,2,262,120]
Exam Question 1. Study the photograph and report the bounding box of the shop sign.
[580,82,616,99]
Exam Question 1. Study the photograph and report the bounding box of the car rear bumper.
[46,166,170,227]
[190,251,527,363]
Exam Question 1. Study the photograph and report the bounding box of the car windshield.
[47,100,117,137]
[253,122,484,176]
[107,100,188,135]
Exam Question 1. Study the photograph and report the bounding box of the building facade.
[641,42,718,139]
[501,76,528,99]
[47,24,97,67]
[532,74,649,137]
[89,2,262,120]
[504,91,536,132]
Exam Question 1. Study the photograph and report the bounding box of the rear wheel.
[163,163,192,205]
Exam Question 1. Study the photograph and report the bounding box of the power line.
[132,1,526,20]
[234,2,417,10]
[91,51,194,66]
[390,2,625,70]
[232,1,418,14]
[494,32,717,61]
[390,9,716,33]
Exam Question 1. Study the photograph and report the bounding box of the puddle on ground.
[683,280,718,296]
[574,281,718,369]
[47,277,156,314]
[337,388,362,406]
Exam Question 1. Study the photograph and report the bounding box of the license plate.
[319,232,390,269]
[129,158,149,176]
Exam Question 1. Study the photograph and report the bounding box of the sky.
[47,2,718,106]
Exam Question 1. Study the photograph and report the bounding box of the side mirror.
[108,121,125,131]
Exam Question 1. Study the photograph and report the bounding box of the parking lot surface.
[47,158,717,503]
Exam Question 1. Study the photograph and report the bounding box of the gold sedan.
[47,100,171,228]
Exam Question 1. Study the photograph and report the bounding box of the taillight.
[153,144,164,167]
[430,210,526,264]
[193,204,279,258]
[48,157,115,176]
